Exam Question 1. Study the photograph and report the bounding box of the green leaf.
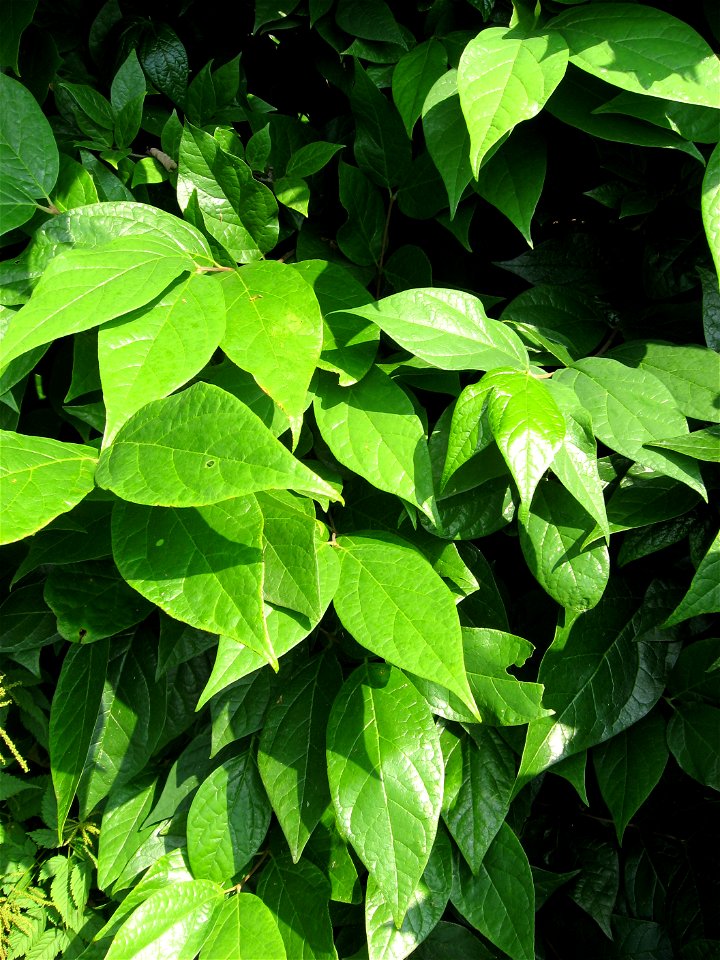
[422,70,473,217]
[0,432,97,544]
[667,637,720,702]
[274,176,310,217]
[77,633,167,816]
[665,528,720,626]
[499,284,607,358]
[365,824,453,960]
[606,465,701,534]
[519,480,610,611]
[593,711,668,843]
[0,0,38,74]
[568,838,618,937]
[646,427,720,463]
[304,807,361,904]
[0,72,59,234]
[44,558,153,644]
[99,272,225,443]
[667,702,720,791]
[516,586,680,790]
[484,369,566,513]
[608,342,720,425]
[412,922,494,960]
[326,663,444,926]
[96,382,341,506]
[111,50,146,149]
[177,122,278,262]
[209,667,275,756]
[220,262,322,437]
[314,367,435,520]
[702,143,720,282]
[105,880,223,960]
[49,640,109,838]
[51,155,100,212]
[256,856,338,960]
[200,893,286,960]
[393,38,447,137]
[451,822,535,960]
[557,358,706,499]
[187,749,271,883]
[548,3,720,109]
[351,61,411,188]
[258,490,323,620]
[337,288,528,372]
[286,141,344,178]
[258,654,343,861]
[475,124,546,246]
[458,27,568,176]
[337,161,385,266]
[111,496,273,665]
[0,235,196,369]
[440,725,516,873]
[97,774,161,891]
[334,533,478,715]
[336,0,406,46]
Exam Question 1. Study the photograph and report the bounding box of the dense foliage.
[1,0,719,957]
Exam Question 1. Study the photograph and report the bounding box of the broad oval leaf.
[326,663,444,926]
[200,892,286,960]
[187,750,271,884]
[96,382,341,506]
[104,880,223,960]
[111,496,273,665]
[99,272,226,444]
[451,822,535,960]
[314,367,436,520]
[334,288,528,372]
[0,432,97,544]
[458,27,568,176]
[221,263,323,438]
[549,3,720,109]
[334,532,478,716]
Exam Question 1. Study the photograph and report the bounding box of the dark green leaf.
[393,39,447,137]
[667,702,720,790]
[665,529,720,626]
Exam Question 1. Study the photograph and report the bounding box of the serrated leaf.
[334,533,477,715]
[314,367,435,520]
[0,72,59,235]
[96,382,340,506]
[702,142,720,281]
[0,432,97,544]
[256,856,337,960]
[50,640,109,838]
[458,27,568,176]
[99,272,225,444]
[665,528,720,626]
[548,3,720,109]
[111,496,273,665]
[221,262,322,438]
[24,929,70,960]
[258,654,343,861]
[440,725,516,874]
[667,702,720,790]
[187,750,271,884]
[326,663,444,926]
[519,480,610,611]
[557,358,706,499]
[200,892,286,960]
[451,822,534,960]
[0,235,196,369]
[422,70,473,217]
[516,586,679,791]
[105,880,223,960]
[484,370,566,514]
[70,860,92,911]
[593,711,668,843]
[393,39,447,137]
[335,288,528,372]
[365,824,453,960]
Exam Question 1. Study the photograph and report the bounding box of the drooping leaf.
[451,822,535,960]
[0,432,97,544]
[326,662,444,926]
[221,263,322,438]
[457,27,568,175]
[304,807,362,905]
[422,70,473,217]
[96,382,341,506]
[111,496,273,665]
[49,640,110,838]
[667,702,720,791]
[314,367,436,520]
[99,272,226,443]
[548,3,720,109]
[258,653,343,861]
[334,533,478,715]
[337,161,386,266]
[646,427,720,463]
[393,39,447,137]
[187,749,271,884]
[568,837,619,938]
[97,774,161,892]
[664,528,720,626]
[200,893,287,960]
[351,60,411,189]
